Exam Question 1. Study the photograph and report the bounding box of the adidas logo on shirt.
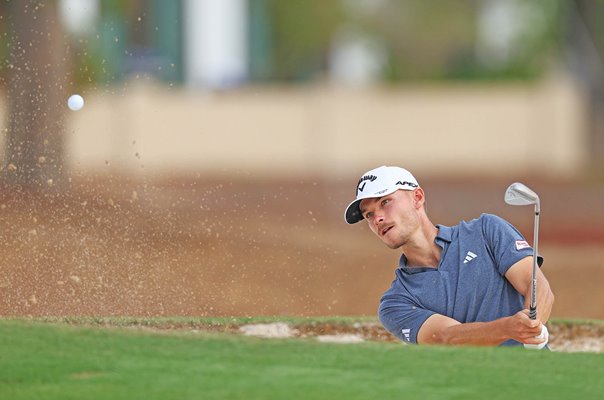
[463,251,477,264]
[402,328,411,341]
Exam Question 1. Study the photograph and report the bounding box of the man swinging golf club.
[345,166,555,347]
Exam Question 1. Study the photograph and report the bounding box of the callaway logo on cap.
[344,165,419,224]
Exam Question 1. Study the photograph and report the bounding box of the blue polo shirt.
[378,213,541,346]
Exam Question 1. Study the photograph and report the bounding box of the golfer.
[345,165,555,346]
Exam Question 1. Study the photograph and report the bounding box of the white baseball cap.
[344,165,420,224]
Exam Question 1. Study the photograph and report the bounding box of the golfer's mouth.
[380,226,393,237]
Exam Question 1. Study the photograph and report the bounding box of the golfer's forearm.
[431,319,510,346]
[524,273,554,323]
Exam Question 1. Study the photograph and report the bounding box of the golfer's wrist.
[495,315,525,344]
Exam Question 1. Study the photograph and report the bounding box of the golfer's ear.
[413,188,425,208]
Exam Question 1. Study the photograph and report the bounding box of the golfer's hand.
[506,310,547,345]
[524,325,549,350]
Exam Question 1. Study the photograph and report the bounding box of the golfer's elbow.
[536,275,555,322]
[424,327,457,345]
[417,317,461,345]
[541,289,555,323]
[548,290,555,307]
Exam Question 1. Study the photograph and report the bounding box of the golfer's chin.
[384,241,403,250]
[380,234,403,250]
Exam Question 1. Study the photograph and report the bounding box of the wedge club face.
[504,182,540,212]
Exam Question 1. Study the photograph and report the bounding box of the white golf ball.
[67,94,84,111]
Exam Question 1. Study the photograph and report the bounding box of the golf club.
[504,182,540,320]
[505,182,547,349]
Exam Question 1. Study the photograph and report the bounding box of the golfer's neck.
[402,222,440,268]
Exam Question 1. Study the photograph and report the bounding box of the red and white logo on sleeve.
[515,240,530,250]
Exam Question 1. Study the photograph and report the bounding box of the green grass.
[33,315,378,328]
[0,319,603,400]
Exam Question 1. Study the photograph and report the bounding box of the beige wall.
[2,73,589,178]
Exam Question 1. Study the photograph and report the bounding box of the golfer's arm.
[417,314,511,346]
[505,256,555,323]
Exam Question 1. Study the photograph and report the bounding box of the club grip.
[529,306,537,320]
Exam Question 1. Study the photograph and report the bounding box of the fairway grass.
[0,319,603,400]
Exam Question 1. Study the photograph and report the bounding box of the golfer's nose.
[373,211,385,225]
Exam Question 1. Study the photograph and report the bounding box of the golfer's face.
[360,190,418,249]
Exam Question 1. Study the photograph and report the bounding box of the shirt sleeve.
[480,213,542,276]
[378,284,435,344]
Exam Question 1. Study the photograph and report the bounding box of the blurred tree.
[249,0,273,81]
[2,0,69,189]
[0,6,9,84]
[249,0,562,83]
[77,0,182,85]
[262,0,343,81]
[345,0,561,82]
[567,0,604,178]
[351,0,477,81]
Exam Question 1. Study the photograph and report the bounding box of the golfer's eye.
[364,211,374,219]
[381,199,390,207]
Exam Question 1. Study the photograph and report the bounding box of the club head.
[504,182,540,211]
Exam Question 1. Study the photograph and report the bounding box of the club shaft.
[530,208,539,320]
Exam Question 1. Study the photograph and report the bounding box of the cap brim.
[344,186,402,224]
[344,199,364,224]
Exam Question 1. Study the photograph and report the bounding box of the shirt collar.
[435,224,453,243]
[398,225,453,274]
